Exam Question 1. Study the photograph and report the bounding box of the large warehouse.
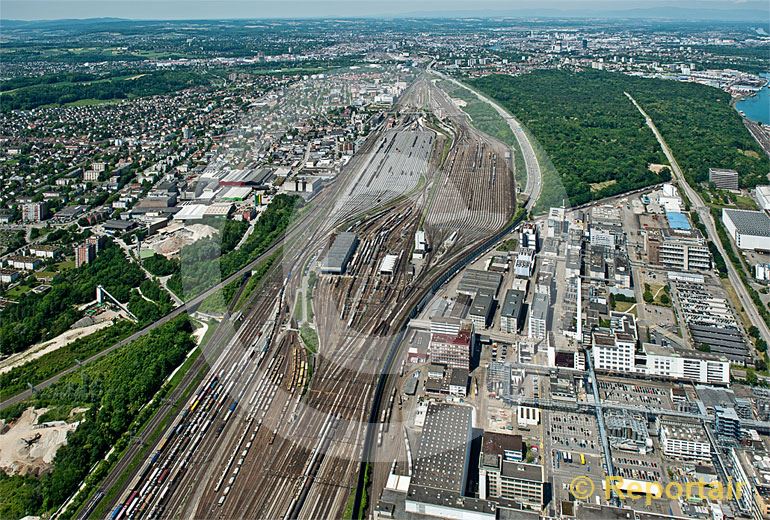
[320,232,359,274]
[722,208,770,251]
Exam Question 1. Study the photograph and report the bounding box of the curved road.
[429,68,543,209]
[627,92,770,351]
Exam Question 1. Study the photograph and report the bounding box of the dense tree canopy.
[0,70,210,112]
[0,242,146,355]
[471,69,768,208]
[471,69,668,208]
[168,194,301,298]
[0,317,195,518]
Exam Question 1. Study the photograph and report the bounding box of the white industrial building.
[722,208,770,251]
[658,418,711,463]
[756,186,770,211]
[638,343,730,384]
[757,263,770,282]
[413,230,429,260]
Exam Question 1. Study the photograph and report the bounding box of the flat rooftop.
[411,403,472,493]
[321,232,358,273]
[457,269,503,297]
[724,208,770,238]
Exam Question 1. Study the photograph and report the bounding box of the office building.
[637,343,730,384]
[468,292,495,329]
[514,247,536,279]
[479,430,544,509]
[500,289,526,334]
[722,209,770,251]
[714,406,741,440]
[709,168,739,190]
[592,331,636,373]
[647,228,711,271]
[528,293,549,340]
[658,417,711,463]
[429,321,473,370]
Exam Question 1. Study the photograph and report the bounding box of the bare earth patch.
[0,407,79,477]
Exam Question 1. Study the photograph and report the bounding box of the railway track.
[103,78,520,520]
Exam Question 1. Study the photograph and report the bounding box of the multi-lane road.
[429,67,543,209]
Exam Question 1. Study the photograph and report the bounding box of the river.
[736,72,770,125]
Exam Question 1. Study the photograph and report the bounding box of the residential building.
[28,245,58,259]
[83,169,100,181]
[6,256,41,271]
[22,201,48,223]
[0,268,20,284]
[75,242,96,268]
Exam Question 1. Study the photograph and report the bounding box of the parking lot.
[598,378,674,410]
[548,412,600,453]
[614,452,663,482]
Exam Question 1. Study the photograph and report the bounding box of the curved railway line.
[99,73,530,520]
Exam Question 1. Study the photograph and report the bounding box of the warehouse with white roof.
[722,208,770,251]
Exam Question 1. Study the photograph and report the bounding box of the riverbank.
[735,73,770,125]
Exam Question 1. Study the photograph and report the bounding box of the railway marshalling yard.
[102,76,518,520]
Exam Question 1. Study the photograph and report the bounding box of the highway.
[429,67,543,209]
[353,73,545,515]
[627,92,770,350]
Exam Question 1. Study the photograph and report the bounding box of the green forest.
[167,194,301,298]
[0,321,136,401]
[470,69,768,208]
[0,70,210,112]
[0,243,147,355]
[629,79,770,189]
[0,317,195,519]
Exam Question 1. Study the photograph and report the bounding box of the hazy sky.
[2,0,767,21]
